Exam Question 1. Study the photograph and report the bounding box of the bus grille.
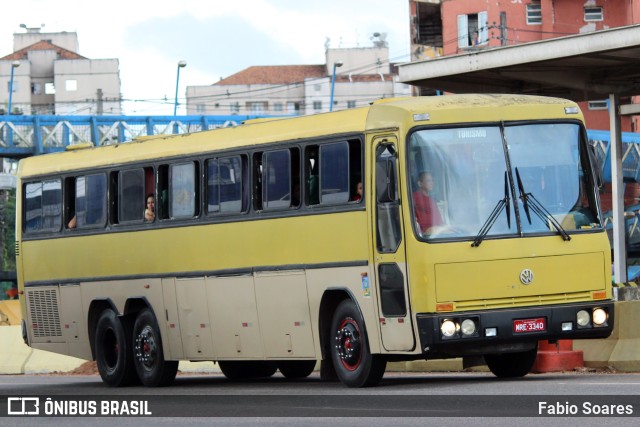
[28,289,62,337]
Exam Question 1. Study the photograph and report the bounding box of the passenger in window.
[413,171,442,234]
[68,215,77,229]
[144,194,155,222]
[353,181,363,201]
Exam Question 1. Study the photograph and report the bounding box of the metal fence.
[0,114,276,158]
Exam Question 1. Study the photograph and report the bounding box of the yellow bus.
[16,95,614,388]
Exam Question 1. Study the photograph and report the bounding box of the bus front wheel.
[329,299,386,387]
[94,309,137,387]
[132,308,178,387]
[484,343,538,378]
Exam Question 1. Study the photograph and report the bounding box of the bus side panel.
[207,275,264,359]
[254,270,315,358]
[60,284,91,360]
[174,277,215,360]
[161,278,184,360]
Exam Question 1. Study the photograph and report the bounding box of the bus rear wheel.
[132,308,178,387]
[94,309,137,387]
[277,360,316,379]
[329,299,386,387]
[484,343,538,378]
[218,361,278,380]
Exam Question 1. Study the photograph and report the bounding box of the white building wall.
[54,59,121,115]
[326,47,391,76]
[14,31,79,53]
[186,83,305,116]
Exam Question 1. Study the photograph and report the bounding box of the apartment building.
[409,0,640,131]
[0,26,121,115]
[185,38,411,116]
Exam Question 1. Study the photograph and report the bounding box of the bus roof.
[18,94,580,178]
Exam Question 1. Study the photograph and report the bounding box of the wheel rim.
[335,317,362,371]
[134,325,158,371]
[103,327,119,372]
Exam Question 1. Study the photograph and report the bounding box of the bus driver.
[413,171,442,234]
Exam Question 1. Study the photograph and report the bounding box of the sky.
[0,0,410,115]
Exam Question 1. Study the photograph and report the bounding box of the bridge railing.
[0,114,281,157]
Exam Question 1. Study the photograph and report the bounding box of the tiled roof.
[1,40,86,61]
[216,65,326,85]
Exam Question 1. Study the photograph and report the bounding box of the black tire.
[277,360,317,379]
[329,299,386,387]
[94,309,137,387]
[218,361,278,380]
[485,343,538,378]
[132,308,178,387]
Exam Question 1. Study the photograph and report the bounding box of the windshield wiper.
[515,167,571,241]
[472,172,511,247]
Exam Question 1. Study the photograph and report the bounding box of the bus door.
[371,137,415,351]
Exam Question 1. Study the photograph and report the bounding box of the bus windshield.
[408,122,600,242]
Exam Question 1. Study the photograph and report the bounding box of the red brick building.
[409,0,640,131]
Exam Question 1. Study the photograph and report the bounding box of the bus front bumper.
[416,301,614,357]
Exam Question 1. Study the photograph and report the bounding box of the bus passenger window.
[73,174,107,228]
[207,156,244,214]
[118,169,145,223]
[262,149,291,210]
[320,142,349,204]
[169,162,197,219]
[305,145,319,205]
[24,180,62,233]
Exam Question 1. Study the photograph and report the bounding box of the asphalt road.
[0,371,639,426]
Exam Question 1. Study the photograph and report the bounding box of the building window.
[588,100,608,110]
[45,83,56,94]
[527,1,542,25]
[247,101,267,114]
[457,12,488,48]
[230,102,240,113]
[273,103,283,112]
[196,104,206,113]
[584,6,603,22]
[313,101,322,111]
[31,83,42,95]
[314,84,322,92]
[347,100,356,109]
[65,79,77,91]
[6,81,18,93]
[287,102,300,113]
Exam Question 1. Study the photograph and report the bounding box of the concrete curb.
[574,299,640,371]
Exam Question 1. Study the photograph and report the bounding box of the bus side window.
[157,165,169,220]
[253,152,263,211]
[64,177,76,229]
[305,145,319,205]
[349,139,363,202]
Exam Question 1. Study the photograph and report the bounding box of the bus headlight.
[441,319,458,337]
[461,319,477,336]
[592,308,607,326]
[576,310,590,327]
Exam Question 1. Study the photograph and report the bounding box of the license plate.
[513,317,546,333]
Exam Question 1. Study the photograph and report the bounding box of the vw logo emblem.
[520,269,534,285]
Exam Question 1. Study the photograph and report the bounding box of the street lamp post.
[8,61,20,115]
[329,60,343,112]
[173,60,187,116]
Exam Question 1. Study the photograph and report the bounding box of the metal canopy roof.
[399,24,640,284]
[398,24,640,102]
